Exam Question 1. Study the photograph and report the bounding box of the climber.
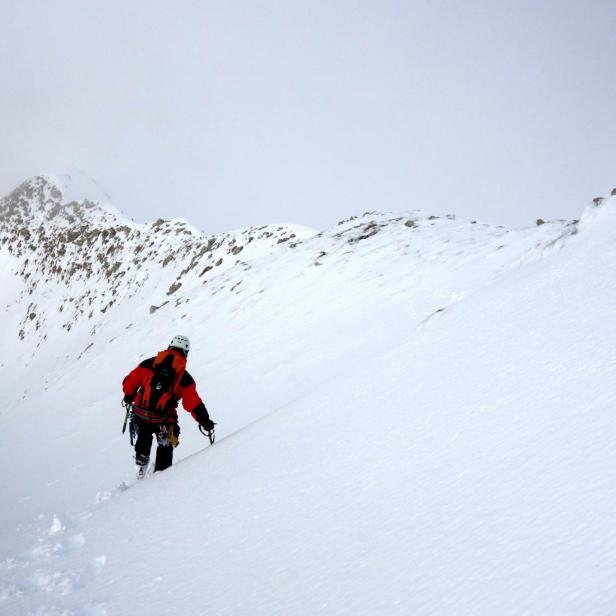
[121,335,215,477]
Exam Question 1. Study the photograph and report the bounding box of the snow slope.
[0,176,614,615]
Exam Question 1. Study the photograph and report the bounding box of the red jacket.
[122,348,207,424]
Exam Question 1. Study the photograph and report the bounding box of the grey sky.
[1,1,615,233]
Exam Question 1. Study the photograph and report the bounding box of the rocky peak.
[0,175,315,345]
[0,175,121,231]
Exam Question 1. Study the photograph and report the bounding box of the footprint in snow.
[18,553,107,596]
[0,512,105,607]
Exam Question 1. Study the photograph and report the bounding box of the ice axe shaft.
[122,408,129,434]
[122,403,133,434]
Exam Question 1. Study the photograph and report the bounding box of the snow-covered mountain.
[0,175,614,615]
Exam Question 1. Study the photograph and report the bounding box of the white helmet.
[169,334,190,355]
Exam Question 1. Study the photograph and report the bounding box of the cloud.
[1,1,615,233]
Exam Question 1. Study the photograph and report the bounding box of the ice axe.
[199,423,216,444]
[121,402,131,434]
[121,401,136,445]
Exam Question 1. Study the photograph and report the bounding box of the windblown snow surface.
[0,176,615,615]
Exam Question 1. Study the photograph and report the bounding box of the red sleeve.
[122,365,150,397]
[177,371,204,416]
[181,381,203,416]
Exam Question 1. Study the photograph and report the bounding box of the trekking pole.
[199,423,216,444]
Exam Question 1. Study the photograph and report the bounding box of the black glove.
[194,402,215,431]
[200,417,215,432]
[123,394,134,406]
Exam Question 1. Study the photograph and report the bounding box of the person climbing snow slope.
[122,335,215,477]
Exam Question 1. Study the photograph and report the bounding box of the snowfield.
[0,176,614,615]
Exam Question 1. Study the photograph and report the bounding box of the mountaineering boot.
[135,453,149,479]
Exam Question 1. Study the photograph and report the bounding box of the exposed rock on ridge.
[0,176,313,343]
[0,174,595,351]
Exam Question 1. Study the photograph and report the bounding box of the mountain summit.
[0,174,117,228]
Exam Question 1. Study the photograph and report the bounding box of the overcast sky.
[1,1,615,233]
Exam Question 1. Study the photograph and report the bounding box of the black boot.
[134,419,154,478]
[135,453,149,479]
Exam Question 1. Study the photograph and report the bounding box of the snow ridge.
[1,175,586,353]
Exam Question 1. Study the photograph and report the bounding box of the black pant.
[133,418,179,472]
